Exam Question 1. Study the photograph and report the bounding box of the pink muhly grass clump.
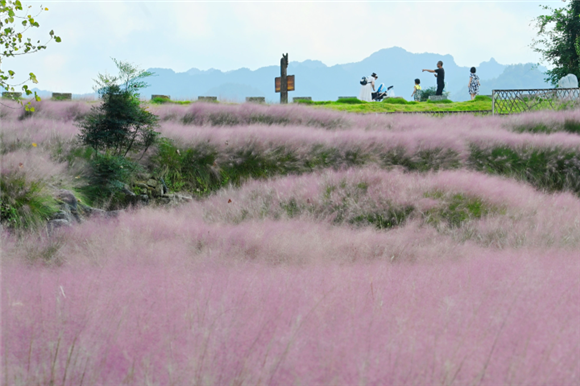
[158,121,580,167]
[0,100,92,122]
[1,118,80,150]
[1,149,66,183]
[3,249,578,385]
[195,167,580,250]
[1,211,470,266]
[152,101,352,129]
[3,167,577,267]
[502,108,580,132]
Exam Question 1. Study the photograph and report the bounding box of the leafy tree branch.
[0,0,61,110]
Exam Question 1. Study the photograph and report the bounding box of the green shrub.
[473,95,492,102]
[80,153,142,208]
[426,99,453,104]
[151,96,171,104]
[336,98,365,104]
[420,87,437,102]
[77,59,160,158]
[381,97,408,105]
[0,173,58,229]
[76,84,160,157]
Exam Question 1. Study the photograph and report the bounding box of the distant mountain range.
[30,47,551,102]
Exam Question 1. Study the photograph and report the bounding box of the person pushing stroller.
[359,73,378,102]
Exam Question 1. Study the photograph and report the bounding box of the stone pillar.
[151,94,170,101]
[2,92,22,99]
[52,92,72,100]
[246,97,266,103]
[198,96,218,102]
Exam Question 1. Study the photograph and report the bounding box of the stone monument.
[558,74,579,89]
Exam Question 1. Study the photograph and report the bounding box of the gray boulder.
[47,219,72,234]
[558,74,579,89]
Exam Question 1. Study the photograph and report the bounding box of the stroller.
[371,83,394,101]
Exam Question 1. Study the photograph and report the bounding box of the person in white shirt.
[358,73,378,102]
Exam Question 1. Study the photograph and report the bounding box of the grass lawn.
[300,95,493,113]
[149,95,494,113]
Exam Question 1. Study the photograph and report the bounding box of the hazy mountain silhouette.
[140,47,549,102]
[27,47,551,102]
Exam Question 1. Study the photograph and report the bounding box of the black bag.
[360,77,368,86]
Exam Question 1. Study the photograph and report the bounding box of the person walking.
[358,73,378,102]
[468,67,481,100]
[411,78,422,101]
[422,61,445,96]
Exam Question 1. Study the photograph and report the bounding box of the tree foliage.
[0,0,61,109]
[76,59,160,157]
[93,58,154,96]
[532,0,580,86]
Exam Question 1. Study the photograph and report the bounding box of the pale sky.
[5,0,565,93]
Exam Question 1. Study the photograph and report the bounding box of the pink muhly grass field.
[2,249,580,385]
[3,167,580,385]
[3,249,579,386]
[3,101,580,385]
[3,101,580,166]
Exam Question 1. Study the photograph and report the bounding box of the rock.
[428,95,449,101]
[56,190,78,210]
[147,179,158,188]
[246,97,266,103]
[136,173,152,180]
[52,93,72,101]
[558,74,579,89]
[47,219,72,234]
[122,184,136,197]
[53,209,74,223]
[198,96,217,102]
[175,194,193,203]
[159,193,193,205]
[106,210,122,218]
[79,205,107,218]
[2,92,22,99]
[55,190,83,223]
[134,181,149,190]
[151,184,164,197]
[138,195,149,205]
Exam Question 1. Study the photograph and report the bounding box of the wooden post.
[280,53,288,104]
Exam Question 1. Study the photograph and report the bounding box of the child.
[411,78,422,101]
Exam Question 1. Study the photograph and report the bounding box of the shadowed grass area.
[513,119,580,134]
[423,191,501,229]
[469,145,580,193]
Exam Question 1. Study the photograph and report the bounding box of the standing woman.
[468,67,481,100]
[358,73,377,102]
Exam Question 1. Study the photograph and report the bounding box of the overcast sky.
[5,0,565,93]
